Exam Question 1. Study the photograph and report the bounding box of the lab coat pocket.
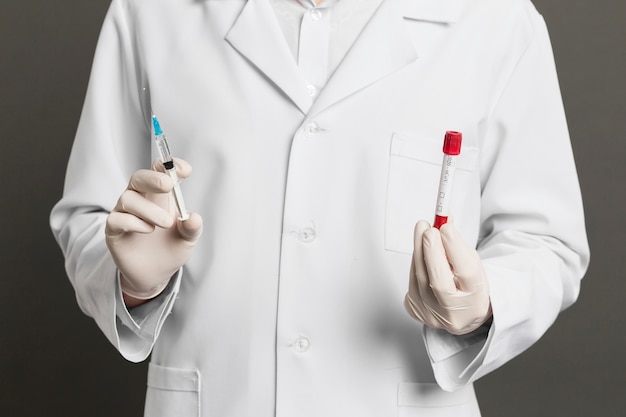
[397,382,481,417]
[145,363,201,417]
[385,132,478,254]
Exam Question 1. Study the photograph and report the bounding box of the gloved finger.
[423,227,458,297]
[114,189,174,229]
[439,223,483,292]
[128,169,174,194]
[176,212,203,242]
[105,211,155,237]
[152,157,193,180]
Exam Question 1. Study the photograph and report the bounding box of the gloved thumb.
[177,212,203,242]
[439,223,484,291]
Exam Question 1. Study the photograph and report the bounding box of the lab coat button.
[309,8,322,21]
[306,84,317,97]
[298,227,316,243]
[305,122,320,136]
[292,336,311,353]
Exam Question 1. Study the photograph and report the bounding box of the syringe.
[434,131,462,229]
[152,115,190,221]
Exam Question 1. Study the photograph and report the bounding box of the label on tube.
[434,131,462,229]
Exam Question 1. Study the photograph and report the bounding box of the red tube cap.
[443,131,462,155]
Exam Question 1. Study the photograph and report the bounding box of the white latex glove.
[404,220,492,335]
[105,158,203,302]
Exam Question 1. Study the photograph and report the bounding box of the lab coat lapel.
[225,0,313,114]
[310,0,466,115]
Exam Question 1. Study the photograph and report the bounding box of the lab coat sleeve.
[49,0,176,362]
[423,10,590,391]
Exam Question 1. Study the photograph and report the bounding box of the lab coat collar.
[225,0,467,115]
[225,0,314,114]
[311,0,468,115]
[402,0,467,24]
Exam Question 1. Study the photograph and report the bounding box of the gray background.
[1,0,624,415]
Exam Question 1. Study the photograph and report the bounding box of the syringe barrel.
[155,134,174,167]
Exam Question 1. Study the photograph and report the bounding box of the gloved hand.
[105,158,203,304]
[404,220,492,335]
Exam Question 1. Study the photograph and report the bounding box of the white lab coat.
[50,0,590,416]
